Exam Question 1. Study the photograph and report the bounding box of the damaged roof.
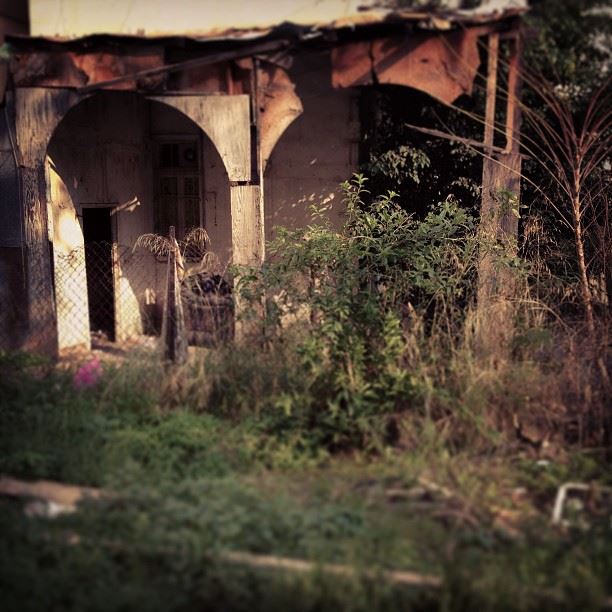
[21,0,528,45]
[5,1,526,107]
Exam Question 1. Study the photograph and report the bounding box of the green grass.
[0,351,611,612]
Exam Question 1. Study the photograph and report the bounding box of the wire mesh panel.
[54,245,91,348]
[85,241,115,340]
[53,242,160,349]
[0,240,234,353]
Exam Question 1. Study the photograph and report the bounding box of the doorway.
[82,207,115,341]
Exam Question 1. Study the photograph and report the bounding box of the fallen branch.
[404,122,509,155]
[0,475,104,513]
[0,475,441,589]
[219,550,442,589]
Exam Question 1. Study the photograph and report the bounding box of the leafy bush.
[232,176,479,450]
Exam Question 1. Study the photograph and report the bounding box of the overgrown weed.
[1,171,610,610]
[10,176,602,462]
[197,176,607,456]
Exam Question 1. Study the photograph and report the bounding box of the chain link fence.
[0,241,233,354]
[53,242,156,348]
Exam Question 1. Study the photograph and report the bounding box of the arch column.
[148,94,264,267]
[14,87,82,355]
[257,62,303,174]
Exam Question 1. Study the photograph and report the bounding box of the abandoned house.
[0,0,527,357]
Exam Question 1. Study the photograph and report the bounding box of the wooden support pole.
[483,32,499,152]
[505,34,523,154]
[252,59,266,265]
[161,226,187,363]
[476,33,523,359]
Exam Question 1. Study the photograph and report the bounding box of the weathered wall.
[0,97,21,248]
[47,92,155,347]
[46,92,233,348]
[28,52,360,350]
[0,94,26,349]
[264,51,359,243]
[48,93,153,242]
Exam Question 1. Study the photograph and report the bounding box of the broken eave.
[5,7,524,107]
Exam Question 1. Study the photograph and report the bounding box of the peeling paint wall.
[264,52,359,242]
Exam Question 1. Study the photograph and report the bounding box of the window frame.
[152,134,205,242]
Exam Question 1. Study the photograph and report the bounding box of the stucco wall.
[264,51,359,245]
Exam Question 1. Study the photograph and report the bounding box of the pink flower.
[73,357,103,390]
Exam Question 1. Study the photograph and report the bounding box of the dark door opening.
[82,207,115,341]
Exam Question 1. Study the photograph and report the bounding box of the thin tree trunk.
[571,185,596,337]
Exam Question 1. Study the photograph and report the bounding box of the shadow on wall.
[264,50,360,243]
[265,185,346,240]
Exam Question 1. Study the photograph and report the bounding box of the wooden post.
[18,163,58,356]
[504,34,523,156]
[161,226,187,363]
[229,184,263,267]
[483,32,499,152]
[476,33,523,359]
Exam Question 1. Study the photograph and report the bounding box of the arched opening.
[46,91,231,351]
[263,51,358,245]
